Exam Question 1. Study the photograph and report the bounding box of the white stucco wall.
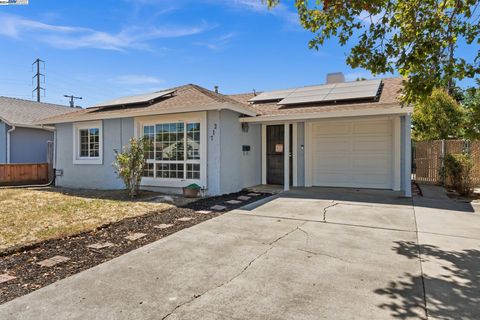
[219,110,262,194]
[206,110,221,195]
[55,118,134,189]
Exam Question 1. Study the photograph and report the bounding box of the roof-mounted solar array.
[248,88,296,102]
[92,89,176,109]
[249,79,382,105]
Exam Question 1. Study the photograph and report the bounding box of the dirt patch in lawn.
[0,190,272,304]
[0,188,176,251]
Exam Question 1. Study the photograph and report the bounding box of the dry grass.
[0,187,174,251]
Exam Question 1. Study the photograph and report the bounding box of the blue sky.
[0,0,398,107]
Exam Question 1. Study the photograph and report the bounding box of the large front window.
[143,121,201,180]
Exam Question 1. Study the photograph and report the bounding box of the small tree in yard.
[444,153,474,196]
[113,137,147,198]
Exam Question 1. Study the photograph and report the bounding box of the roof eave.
[38,102,258,125]
[239,105,413,123]
[1,116,55,131]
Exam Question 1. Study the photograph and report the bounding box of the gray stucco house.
[39,75,413,197]
[0,97,75,164]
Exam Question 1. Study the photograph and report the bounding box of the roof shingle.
[0,97,76,127]
[39,84,257,124]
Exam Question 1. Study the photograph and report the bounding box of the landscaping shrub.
[444,153,474,196]
[113,137,147,198]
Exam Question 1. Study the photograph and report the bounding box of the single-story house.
[0,97,75,164]
[38,74,413,197]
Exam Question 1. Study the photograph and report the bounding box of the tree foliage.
[412,88,465,140]
[463,83,480,139]
[113,137,147,198]
[267,0,480,102]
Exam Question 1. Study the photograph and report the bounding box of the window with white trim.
[79,128,100,157]
[142,121,201,180]
[73,121,103,165]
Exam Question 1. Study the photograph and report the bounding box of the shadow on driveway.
[375,241,480,319]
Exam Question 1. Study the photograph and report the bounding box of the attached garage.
[240,77,412,196]
[307,117,397,190]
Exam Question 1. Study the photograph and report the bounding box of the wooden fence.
[413,140,480,186]
[0,163,49,186]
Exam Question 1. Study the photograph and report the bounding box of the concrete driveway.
[1,186,479,319]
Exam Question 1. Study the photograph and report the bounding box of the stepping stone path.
[125,233,147,241]
[37,255,70,267]
[87,242,114,250]
[154,224,173,229]
[0,274,16,284]
[237,196,251,201]
[177,217,193,222]
[248,193,260,196]
[211,205,227,211]
[226,200,242,205]
[196,210,212,215]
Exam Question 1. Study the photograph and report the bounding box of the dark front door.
[266,125,292,185]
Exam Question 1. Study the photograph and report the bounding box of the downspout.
[6,124,16,163]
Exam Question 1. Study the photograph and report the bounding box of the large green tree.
[412,88,465,140]
[463,83,480,139]
[267,0,480,102]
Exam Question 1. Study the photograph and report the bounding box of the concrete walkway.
[0,187,478,319]
[412,185,480,320]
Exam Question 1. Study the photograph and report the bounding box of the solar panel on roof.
[92,89,176,108]
[248,88,295,102]
[278,79,382,105]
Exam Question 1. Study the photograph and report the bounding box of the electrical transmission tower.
[32,58,45,102]
[64,94,82,108]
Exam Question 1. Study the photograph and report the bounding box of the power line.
[64,94,82,108]
[32,58,45,102]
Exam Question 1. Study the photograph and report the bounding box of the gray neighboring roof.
[0,97,75,128]
[92,89,176,108]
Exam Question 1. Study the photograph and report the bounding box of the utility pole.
[32,58,45,102]
[64,94,82,108]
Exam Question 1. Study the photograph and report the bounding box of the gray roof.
[92,89,176,108]
[0,97,76,127]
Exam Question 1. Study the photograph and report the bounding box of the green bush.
[444,153,474,196]
[113,137,147,198]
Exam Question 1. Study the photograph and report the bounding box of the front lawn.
[0,187,173,251]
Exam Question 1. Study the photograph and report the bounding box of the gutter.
[6,124,15,163]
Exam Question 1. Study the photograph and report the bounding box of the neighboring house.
[0,97,76,164]
[39,74,413,197]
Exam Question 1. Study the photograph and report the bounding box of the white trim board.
[239,106,413,123]
[72,120,103,165]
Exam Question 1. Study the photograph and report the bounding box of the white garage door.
[311,118,393,189]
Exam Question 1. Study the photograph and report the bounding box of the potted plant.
[183,183,201,198]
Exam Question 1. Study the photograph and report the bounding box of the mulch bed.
[0,190,272,304]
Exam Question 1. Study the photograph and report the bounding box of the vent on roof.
[326,72,345,84]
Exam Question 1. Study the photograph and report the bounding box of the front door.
[266,125,292,185]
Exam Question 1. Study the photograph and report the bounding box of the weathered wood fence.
[0,163,49,186]
[413,140,480,186]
